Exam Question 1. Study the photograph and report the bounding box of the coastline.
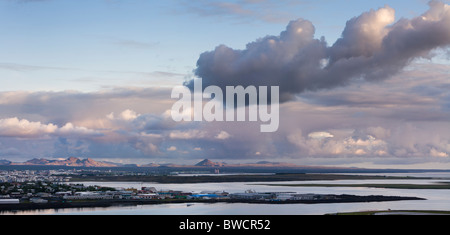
[0,195,425,214]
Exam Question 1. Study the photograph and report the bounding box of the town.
[0,179,337,206]
[0,169,75,183]
[0,168,343,205]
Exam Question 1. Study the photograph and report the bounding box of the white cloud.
[215,131,231,140]
[0,117,57,138]
[366,126,391,139]
[430,148,449,158]
[0,117,100,139]
[167,146,177,151]
[289,128,389,157]
[169,130,208,139]
[107,109,140,121]
[168,130,231,140]
[58,123,101,136]
[308,131,334,139]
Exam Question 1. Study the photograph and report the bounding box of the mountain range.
[0,157,347,170]
[3,157,117,167]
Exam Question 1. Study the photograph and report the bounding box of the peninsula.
[0,181,425,213]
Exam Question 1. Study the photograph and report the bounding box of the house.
[30,198,48,203]
[141,187,157,193]
[135,193,158,199]
[63,192,113,200]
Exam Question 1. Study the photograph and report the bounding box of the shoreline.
[256,182,450,189]
[330,210,450,215]
[0,195,425,214]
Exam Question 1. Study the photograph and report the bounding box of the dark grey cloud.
[187,1,450,103]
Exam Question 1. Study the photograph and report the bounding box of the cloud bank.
[0,118,100,138]
[187,1,450,102]
[0,65,449,167]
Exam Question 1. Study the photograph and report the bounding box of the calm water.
[4,172,450,215]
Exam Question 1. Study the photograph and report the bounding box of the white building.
[290,194,317,200]
[63,192,113,200]
[0,199,20,204]
[135,193,158,199]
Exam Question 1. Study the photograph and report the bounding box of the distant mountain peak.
[81,158,116,167]
[195,159,224,167]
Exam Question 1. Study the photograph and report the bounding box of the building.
[157,190,192,199]
[0,199,20,204]
[55,191,72,197]
[135,193,158,199]
[188,194,222,199]
[230,191,298,201]
[230,192,273,200]
[63,192,113,200]
[141,187,157,193]
[30,198,48,203]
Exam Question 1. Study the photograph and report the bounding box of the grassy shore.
[257,182,450,189]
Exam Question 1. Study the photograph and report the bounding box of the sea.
[3,172,450,215]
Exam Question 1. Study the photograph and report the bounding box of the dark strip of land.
[69,173,430,183]
[0,195,425,213]
[330,210,450,215]
[258,182,450,189]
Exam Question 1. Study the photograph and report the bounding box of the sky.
[1,0,450,169]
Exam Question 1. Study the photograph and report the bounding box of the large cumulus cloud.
[187,1,450,102]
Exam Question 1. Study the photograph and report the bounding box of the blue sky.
[0,0,435,91]
[0,0,450,169]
